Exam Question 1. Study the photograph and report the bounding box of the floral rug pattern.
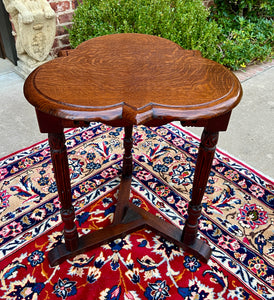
[0,123,273,299]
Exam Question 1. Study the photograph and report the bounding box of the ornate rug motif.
[0,123,273,299]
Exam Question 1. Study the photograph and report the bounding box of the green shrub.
[68,0,221,61]
[68,0,273,70]
[212,0,273,19]
[217,17,273,69]
[209,0,273,69]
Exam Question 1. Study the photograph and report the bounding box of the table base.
[48,178,211,267]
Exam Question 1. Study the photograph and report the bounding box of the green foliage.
[211,0,274,69]
[68,0,221,61]
[212,0,273,18]
[68,0,273,70]
[217,17,273,69]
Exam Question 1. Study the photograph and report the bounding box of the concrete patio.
[0,58,273,179]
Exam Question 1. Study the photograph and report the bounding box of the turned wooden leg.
[182,129,219,247]
[122,125,133,178]
[48,132,79,251]
[113,126,134,224]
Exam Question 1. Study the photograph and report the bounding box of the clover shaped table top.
[24,33,242,127]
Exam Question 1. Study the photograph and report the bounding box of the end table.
[24,33,242,266]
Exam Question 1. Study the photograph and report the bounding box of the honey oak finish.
[24,33,242,266]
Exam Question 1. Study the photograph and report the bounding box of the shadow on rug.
[0,123,273,299]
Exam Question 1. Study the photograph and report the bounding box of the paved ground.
[184,61,274,180]
[0,58,273,179]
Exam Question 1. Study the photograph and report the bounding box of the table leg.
[182,129,218,258]
[48,132,79,252]
[113,125,134,225]
[122,125,133,178]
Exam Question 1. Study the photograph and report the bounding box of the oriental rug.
[0,123,273,300]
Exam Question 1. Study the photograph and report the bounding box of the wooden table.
[24,33,242,267]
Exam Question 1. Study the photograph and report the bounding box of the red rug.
[0,123,273,299]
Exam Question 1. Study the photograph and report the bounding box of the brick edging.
[233,59,274,82]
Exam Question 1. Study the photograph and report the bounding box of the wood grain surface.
[24,33,242,125]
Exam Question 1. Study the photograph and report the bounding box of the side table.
[24,33,242,266]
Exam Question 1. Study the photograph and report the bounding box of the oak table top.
[24,33,242,267]
[24,33,242,127]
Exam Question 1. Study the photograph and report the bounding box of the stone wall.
[48,0,79,57]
